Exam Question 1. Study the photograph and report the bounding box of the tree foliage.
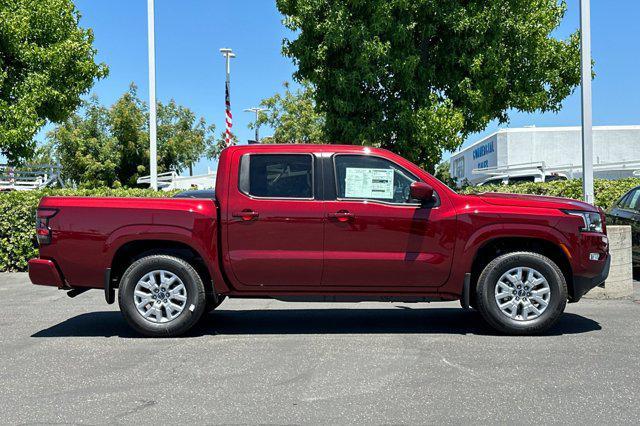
[251,81,326,144]
[46,84,216,187]
[434,160,457,188]
[0,0,107,163]
[277,0,582,170]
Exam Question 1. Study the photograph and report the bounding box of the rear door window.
[239,154,313,198]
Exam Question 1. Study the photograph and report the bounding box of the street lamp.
[220,48,236,146]
[244,107,268,143]
[580,0,594,204]
[147,0,157,190]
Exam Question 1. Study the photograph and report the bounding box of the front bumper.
[28,259,63,288]
[570,254,611,302]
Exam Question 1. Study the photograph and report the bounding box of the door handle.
[328,210,354,222]
[232,210,259,221]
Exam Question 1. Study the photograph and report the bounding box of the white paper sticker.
[344,168,394,199]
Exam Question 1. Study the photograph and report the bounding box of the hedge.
[463,177,640,210]
[0,188,178,272]
[1,178,639,272]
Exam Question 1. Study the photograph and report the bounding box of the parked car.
[28,144,609,336]
[477,172,567,186]
[605,186,640,266]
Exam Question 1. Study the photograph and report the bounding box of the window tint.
[334,155,417,204]
[626,189,640,211]
[241,154,313,198]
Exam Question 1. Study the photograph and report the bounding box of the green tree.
[277,0,582,170]
[109,84,148,186]
[250,81,326,144]
[47,85,216,187]
[434,160,457,188]
[207,131,238,160]
[157,99,216,176]
[0,0,107,163]
[49,96,120,187]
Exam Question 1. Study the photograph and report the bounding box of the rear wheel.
[118,255,206,337]
[475,252,567,335]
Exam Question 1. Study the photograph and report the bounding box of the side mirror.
[410,182,434,203]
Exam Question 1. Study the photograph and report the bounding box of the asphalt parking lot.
[1,273,639,424]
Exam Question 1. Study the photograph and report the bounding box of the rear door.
[321,153,456,288]
[225,151,324,287]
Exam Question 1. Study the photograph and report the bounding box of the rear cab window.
[239,154,314,199]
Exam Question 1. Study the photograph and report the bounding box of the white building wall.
[449,125,640,186]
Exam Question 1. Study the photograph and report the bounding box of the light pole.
[580,0,594,204]
[147,0,157,190]
[244,107,267,143]
[147,0,158,190]
[220,48,236,146]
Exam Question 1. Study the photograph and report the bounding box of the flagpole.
[220,48,236,146]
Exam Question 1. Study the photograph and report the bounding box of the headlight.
[564,210,603,233]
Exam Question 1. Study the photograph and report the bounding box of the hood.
[477,192,598,212]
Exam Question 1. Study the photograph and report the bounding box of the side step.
[67,288,90,298]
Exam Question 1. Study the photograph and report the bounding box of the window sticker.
[344,167,394,199]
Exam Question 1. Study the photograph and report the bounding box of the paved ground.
[1,273,639,424]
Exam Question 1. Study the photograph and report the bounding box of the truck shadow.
[31,308,601,338]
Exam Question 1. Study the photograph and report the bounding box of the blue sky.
[37,0,640,174]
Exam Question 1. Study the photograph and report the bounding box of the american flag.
[225,80,233,146]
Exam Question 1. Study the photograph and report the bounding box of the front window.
[333,155,417,204]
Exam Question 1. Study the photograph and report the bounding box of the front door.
[225,152,324,287]
[322,154,455,288]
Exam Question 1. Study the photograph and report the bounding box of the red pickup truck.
[28,144,610,336]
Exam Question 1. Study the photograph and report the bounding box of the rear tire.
[475,252,567,335]
[118,255,206,337]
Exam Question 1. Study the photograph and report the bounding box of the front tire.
[475,252,567,335]
[118,255,206,337]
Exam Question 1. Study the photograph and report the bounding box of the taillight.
[36,209,58,245]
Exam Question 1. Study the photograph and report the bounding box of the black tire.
[475,252,567,335]
[118,255,206,337]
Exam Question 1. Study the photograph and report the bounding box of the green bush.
[463,178,640,210]
[1,179,639,272]
[0,188,178,272]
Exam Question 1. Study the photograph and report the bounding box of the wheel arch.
[469,236,573,301]
[109,239,214,298]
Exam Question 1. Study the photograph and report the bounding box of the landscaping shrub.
[462,178,640,210]
[0,188,178,272]
[1,178,639,272]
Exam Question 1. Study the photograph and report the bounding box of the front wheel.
[118,255,206,337]
[475,252,567,335]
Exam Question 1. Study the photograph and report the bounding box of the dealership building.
[449,125,640,186]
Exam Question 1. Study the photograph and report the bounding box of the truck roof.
[223,144,390,155]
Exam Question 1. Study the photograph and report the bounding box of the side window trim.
[238,152,316,200]
[330,153,430,207]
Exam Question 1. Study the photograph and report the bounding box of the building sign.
[473,141,494,169]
